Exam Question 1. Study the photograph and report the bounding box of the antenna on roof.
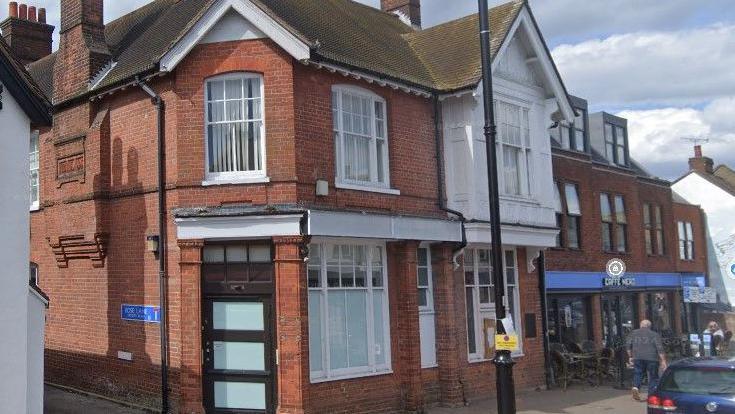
[681,136,710,146]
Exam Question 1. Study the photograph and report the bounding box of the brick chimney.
[381,0,421,28]
[0,2,54,64]
[689,145,714,175]
[53,0,111,103]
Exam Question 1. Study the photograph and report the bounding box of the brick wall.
[547,151,680,273]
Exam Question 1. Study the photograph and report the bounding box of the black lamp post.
[477,0,517,412]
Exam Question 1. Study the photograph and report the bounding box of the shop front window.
[548,296,592,348]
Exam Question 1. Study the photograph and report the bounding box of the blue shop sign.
[546,272,705,292]
[121,304,161,323]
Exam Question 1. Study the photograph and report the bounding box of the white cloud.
[552,24,735,109]
[619,98,735,179]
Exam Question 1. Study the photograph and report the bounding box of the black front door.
[203,297,275,414]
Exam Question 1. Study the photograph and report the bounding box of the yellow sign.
[495,334,519,351]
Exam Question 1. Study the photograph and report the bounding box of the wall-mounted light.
[146,235,160,253]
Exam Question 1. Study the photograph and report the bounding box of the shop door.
[203,297,275,414]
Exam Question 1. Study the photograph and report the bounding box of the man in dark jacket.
[626,319,667,401]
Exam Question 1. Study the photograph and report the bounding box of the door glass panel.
[214,381,266,410]
[213,342,265,371]
[213,302,264,331]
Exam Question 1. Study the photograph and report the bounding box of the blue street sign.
[121,304,161,323]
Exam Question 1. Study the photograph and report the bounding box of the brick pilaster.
[431,244,465,407]
[387,241,423,412]
[178,239,205,414]
[590,294,603,347]
[273,236,309,414]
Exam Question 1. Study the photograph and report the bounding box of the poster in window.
[483,318,496,359]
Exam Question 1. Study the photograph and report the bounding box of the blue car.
[648,358,735,413]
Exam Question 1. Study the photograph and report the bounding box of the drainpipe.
[537,251,552,388]
[433,96,467,266]
[136,77,169,414]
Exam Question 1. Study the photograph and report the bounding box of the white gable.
[200,9,266,44]
[495,35,541,88]
[159,0,310,72]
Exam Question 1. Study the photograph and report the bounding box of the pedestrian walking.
[704,321,725,355]
[627,319,667,401]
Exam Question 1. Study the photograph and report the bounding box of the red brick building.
[9,0,576,412]
[545,95,708,352]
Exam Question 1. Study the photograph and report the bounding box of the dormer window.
[557,108,586,152]
[604,123,627,166]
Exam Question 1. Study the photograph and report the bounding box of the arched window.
[204,73,266,182]
[332,85,390,189]
[29,262,39,286]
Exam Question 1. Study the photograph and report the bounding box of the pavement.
[428,386,647,414]
[44,384,646,414]
[44,385,149,414]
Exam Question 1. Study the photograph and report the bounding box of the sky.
[2,0,734,179]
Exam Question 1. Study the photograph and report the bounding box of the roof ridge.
[416,0,523,33]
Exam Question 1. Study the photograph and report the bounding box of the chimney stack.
[54,0,111,103]
[689,145,714,175]
[381,0,421,28]
[0,2,54,64]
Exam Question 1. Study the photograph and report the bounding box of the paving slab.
[44,385,150,414]
[429,386,647,414]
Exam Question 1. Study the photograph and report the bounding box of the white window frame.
[494,99,532,199]
[464,248,523,361]
[678,221,695,261]
[307,239,392,382]
[417,245,437,368]
[417,247,434,313]
[332,85,395,193]
[203,72,268,185]
[30,130,39,211]
[29,262,39,287]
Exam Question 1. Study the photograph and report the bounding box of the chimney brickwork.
[689,145,715,175]
[381,0,421,28]
[0,2,54,64]
[54,0,111,103]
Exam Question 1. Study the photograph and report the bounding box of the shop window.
[548,296,592,347]
[307,242,391,382]
[464,249,521,360]
[647,293,675,335]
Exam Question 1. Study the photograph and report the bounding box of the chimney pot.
[18,3,27,20]
[28,5,36,22]
[38,7,46,24]
[9,1,18,18]
[694,145,703,158]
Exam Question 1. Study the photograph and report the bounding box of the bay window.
[205,73,265,182]
[464,248,521,360]
[30,131,39,210]
[332,86,390,190]
[604,123,628,166]
[308,242,391,381]
[496,101,531,197]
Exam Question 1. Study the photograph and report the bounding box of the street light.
[477,0,517,412]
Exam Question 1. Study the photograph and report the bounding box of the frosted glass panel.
[308,292,323,372]
[213,342,264,371]
[328,291,348,369]
[214,381,266,410]
[213,302,264,331]
[346,291,368,367]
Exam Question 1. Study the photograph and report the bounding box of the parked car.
[648,358,735,413]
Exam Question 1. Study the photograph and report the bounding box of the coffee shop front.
[545,271,699,351]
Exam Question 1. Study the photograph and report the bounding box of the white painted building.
[0,39,51,414]
[439,5,574,358]
[673,147,735,311]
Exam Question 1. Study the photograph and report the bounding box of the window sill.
[499,194,538,204]
[335,182,400,196]
[30,204,40,212]
[202,176,270,186]
[310,369,393,384]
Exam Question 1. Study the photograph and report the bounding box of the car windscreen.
[659,367,735,395]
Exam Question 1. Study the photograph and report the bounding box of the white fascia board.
[159,0,311,72]
[27,287,49,307]
[465,222,558,248]
[307,210,463,242]
[175,214,303,240]
[491,8,575,122]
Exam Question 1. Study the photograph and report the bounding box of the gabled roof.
[0,37,51,124]
[674,164,735,198]
[28,0,544,102]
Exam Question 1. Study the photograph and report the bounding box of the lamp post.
[477,0,516,412]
